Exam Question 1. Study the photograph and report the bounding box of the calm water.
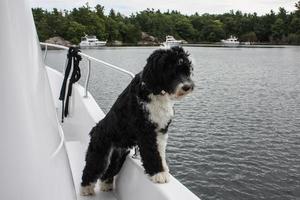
[45,46,300,200]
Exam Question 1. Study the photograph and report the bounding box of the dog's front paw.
[80,183,95,196]
[150,171,170,183]
[100,181,113,192]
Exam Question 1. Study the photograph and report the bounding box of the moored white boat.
[0,0,200,200]
[221,35,240,46]
[162,35,182,48]
[79,35,106,48]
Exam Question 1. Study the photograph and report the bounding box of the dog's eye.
[178,58,184,65]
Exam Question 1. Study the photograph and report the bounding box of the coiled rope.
[59,47,82,122]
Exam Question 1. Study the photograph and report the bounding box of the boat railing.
[40,42,135,98]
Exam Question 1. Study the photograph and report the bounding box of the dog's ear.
[142,49,168,95]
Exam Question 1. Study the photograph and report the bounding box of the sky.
[30,0,297,16]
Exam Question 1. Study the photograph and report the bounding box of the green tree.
[65,21,86,44]
[272,18,285,41]
[296,1,300,14]
[240,32,257,42]
[95,4,105,18]
[105,18,120,42]
[290,17,300,33]
[174,17,195,41]
[119,22,141,43]
[201,20,225,42]
[222,16,238,37]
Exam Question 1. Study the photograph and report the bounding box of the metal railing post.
[63,57,68,73]
[84,59,91,98]
[44,44,48,61]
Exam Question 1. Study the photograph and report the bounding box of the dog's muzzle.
[176,81,195,98]
[181,82,195,92]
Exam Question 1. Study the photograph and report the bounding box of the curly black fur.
[81,46,194,187]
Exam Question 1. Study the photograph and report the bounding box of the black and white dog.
[81,46,194,195]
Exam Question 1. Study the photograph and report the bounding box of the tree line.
[32,2,300,45]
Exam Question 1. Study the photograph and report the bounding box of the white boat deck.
[47,66,116,200]
[48,66,116,199]
[66,141,117,200]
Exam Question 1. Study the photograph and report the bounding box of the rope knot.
[67,47,82,60]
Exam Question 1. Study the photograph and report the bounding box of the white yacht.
[221,35,240,46]
[162,35,182,48]
[0,0,200,200]
[79,35,106,48]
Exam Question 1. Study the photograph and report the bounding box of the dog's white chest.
[145,94,174,129]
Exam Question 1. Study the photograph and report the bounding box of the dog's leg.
[100,148,129,191]
[156,132,169,172]
[138,132,170,184]
[80,182,96,196]
[80,142,113,196]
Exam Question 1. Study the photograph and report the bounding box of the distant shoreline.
[41,43,300,50]
[105,42,300,48]
[182,43,289,48]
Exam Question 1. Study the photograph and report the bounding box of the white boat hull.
[221,36,240,46]
[79,41,106,48]
[162,35,182,48]
[163,41,182,48]
[221,41,239,45]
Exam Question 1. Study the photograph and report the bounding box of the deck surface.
[65,141,117,200]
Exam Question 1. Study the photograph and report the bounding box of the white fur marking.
[103,146,113,174]
[80,182,96,196]
[157,133,169,172]
[146,94,172,173]
[100,181,113,192]
[150,171,171,183]
[146,94,174,129]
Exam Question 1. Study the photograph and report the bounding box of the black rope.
[59,47,82,122]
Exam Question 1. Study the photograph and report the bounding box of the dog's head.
[142,46,194,100]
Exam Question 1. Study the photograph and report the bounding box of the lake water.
[45,46,300,200]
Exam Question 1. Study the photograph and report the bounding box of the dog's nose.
[182,83,194,91]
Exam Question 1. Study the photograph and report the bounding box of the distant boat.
[243,41,251,45]
[221,35,240,46]
[162,35,182,48]
[79,35,106,48]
